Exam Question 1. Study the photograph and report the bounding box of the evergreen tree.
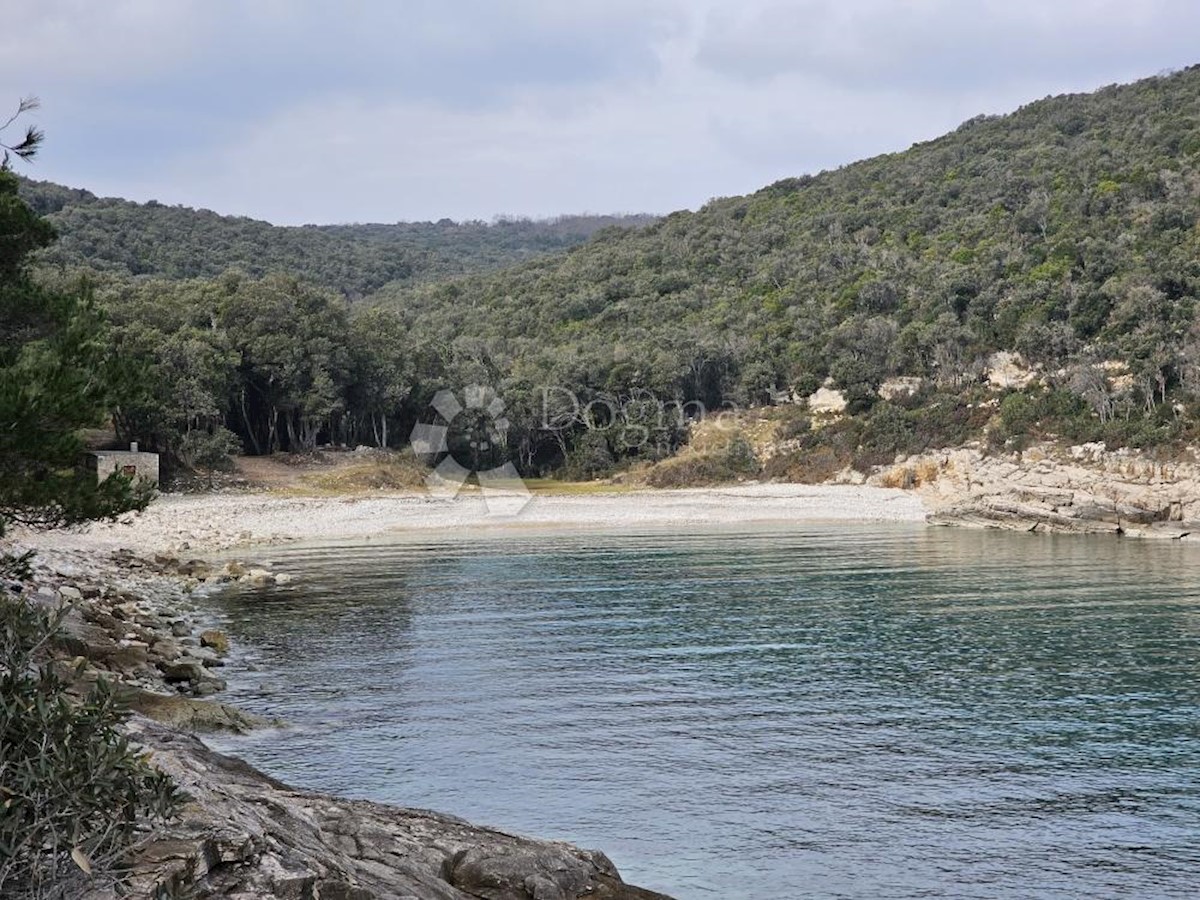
[0,112,148,570]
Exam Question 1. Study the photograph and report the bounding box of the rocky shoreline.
[11,543,672,900]
[880,441,1200,539]
[18,442,1198,895]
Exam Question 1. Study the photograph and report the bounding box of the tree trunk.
[239,392,263,456]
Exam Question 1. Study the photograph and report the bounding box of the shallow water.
[209,524,1200,899]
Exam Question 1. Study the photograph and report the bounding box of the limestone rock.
[985,351,1037,389]
[200,629,231,654]
[807,384,848,415]
[239,568,276,586]
[118,719,674,900]
[878,376,924,401]
[899,440,1200,538]
[159,657,207,684]
[121,688,270,734]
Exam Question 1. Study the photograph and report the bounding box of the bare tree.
[1068,362,1116,424]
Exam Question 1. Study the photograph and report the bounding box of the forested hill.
[374,64,1200,417]
[16,177,655,297]
[37,65,1200,477]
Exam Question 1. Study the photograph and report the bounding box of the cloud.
[1,0,1195,223]
[696,0,1200,91]
[0,1,211,85]
[121,83,743,223]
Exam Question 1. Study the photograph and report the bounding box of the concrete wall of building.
[86,451,160,486]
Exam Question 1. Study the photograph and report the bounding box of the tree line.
[18,176,655,299]
[24,65,1200,478]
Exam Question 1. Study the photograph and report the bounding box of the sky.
[1,0,1197,225]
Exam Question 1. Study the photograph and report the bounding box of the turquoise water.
[210,525,1200,898]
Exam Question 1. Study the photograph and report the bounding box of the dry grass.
[292,455,429,495]
[688,411,780,456]
[641,453,745,488]
[878,458,944,489]
[762,446,846,484]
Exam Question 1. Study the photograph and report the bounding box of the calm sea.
[208,524,1200,899]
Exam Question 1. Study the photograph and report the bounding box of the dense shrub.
[644,434,760,487]
[0,598,181,898]
[762,445,847,484]
[564,430,616,479]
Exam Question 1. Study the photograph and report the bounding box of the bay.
[209,524,1200,899]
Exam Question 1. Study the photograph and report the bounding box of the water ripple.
[210,525,1200,899]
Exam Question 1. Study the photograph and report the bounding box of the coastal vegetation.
[1,119,175,898]
[0,599,181,898]
[0,165,149,564]
[17,66,1200,482]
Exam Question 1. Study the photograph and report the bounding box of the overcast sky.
[1,1,1196,225]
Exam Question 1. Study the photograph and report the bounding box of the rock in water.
[199,629,230,654]
[121,688,269,734]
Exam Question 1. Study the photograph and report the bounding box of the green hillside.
[24,65,1200,476]
[376,66,1200,402]
[357,65,1200,473]
[17,177,654,298]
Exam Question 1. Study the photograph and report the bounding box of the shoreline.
[7,482,924,898]
[8,539,674,899]
[13,450,1198,895]
[24,482,930,556]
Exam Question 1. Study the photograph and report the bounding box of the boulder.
[159,657,207,684]
[192,676,228,697]
[985,351,1037,389]
[240,569,276,586]
[178,559,212,578]
[185,645,224,666]
[200,629,230,654]
[807,385,848,415]
[121,688,270,734]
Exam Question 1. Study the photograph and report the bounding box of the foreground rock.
[122,718,671,900]
[878,442,1200,538]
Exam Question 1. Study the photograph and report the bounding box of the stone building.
[83,442,160,486]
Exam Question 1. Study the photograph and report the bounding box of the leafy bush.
[0,597,181,898]
[773,406,812,442]
[723,435,760,474]
[563,429,615,479]
[176,426,242,474]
